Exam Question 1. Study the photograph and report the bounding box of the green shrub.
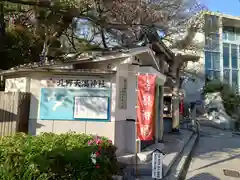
[0,132,119,180]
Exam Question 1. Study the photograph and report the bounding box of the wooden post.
[135,72,139,179]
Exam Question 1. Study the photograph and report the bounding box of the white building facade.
[183,12,240,104]
[204,12,240,92]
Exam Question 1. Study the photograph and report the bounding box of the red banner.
[180,99,184,115]
[137,74,156,141]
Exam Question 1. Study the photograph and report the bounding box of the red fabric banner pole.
[137,74,156,141]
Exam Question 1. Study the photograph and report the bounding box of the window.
[212,33,220,51]
[232,70,238,92]
[205,51,220,70]
[204,15,213,33]
[223,31,227,41]
[231,44,238,69]
[212,52,220,69]
[228,32,235,41]
[223,43,230,68]
[223,26,236,41]
[205,33,219,51]
[223,27,229,41]
[205,15,219,33]
[205,52,212,69]
[208,16,213,27]
[236,28,240,41]
[223,69,230,84]
[205,37,211,50]
[239,45,240,58]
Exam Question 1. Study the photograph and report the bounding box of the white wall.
[5,77,28,92]
[115,63,138,154]
[28,74,116,143]
[3,64,140,154]
[25,69,139,154]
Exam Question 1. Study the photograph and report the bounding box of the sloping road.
[185,126,240,180]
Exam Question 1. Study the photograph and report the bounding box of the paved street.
[185,126,240,180]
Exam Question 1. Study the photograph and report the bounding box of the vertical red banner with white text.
[137,74,156,141]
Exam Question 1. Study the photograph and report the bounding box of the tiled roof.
[1,67,115,76]
[8,48,135,71]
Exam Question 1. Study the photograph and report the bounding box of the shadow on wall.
[28,120,45,136]
[186,173,220,180]
[0,109,20,136]
[0,108,30,135]
[28,95,44,135]
[0,92,31,135]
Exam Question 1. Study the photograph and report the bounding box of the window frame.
[223,43,230,68]
[231,44,238,69]
[204,51,220,70]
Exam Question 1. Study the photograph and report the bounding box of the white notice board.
[152,151,164,179]
[74,96,109,119]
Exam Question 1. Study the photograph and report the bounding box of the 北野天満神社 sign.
[41,78,111,88]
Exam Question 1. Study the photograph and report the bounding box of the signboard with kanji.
[152,149,164,179]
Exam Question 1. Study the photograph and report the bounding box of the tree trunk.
[170,56,183,133]
[172,67,180,132]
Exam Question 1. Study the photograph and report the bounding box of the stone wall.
[204,92,235,130]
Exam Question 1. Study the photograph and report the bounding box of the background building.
[183,12,240,105]
[204,12,240,92]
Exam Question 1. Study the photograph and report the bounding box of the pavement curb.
[117,131,193,167]
[163,132,194,177]
[115,130,194,180]
[163,133,199,180]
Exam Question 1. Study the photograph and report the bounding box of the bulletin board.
[39,88,111,121]
[74,96,109,120]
